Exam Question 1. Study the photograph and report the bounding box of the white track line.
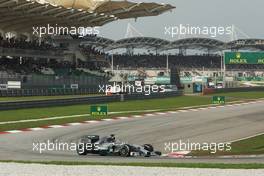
[155,112,167,115]
[86,120,100,123]
[189,109,199,111]
[178,110,189,112]
[48,125,65,128]
[167,111,179,114]
[67,123,82,126]
[116,117,130,119]
[227,132,264,144]
[102,119,114,121]
[0,110,162,125]
[5,130,22,133]
[0,114,90,125]
[28,128,44,131]
[145,113,155,116]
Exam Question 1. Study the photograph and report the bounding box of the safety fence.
[0,91,183,110]
[0,88,99,97]
[203,87,264,95]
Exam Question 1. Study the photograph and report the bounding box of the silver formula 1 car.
[76,134,161,157]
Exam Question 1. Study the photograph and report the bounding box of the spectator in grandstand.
[0,37,64,51]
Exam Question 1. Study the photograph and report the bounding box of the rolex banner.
[90,105,108,116]
[224,52,264,64]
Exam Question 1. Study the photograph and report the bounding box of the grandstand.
[0,0,175,96]
[1,0,264,96]
[1,34,264,95]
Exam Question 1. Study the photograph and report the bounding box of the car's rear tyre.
[99,150,108,156]
[120,144,131,157]
[77,145,87,156]
[143,144,154,152]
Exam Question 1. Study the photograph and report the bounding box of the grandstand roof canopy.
[227,39,264,51]
[79,36,115,50]
[106,37,171,51]
[78,36,264,52]
[164,38,226,51]
[0,0,174,33]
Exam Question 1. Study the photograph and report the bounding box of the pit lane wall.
[0,92,183,111]
[203,87,264,95]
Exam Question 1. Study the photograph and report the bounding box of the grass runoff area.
[192,134,264,156]
[0,91,263,132]
[0,160,263,169]
[0,96,211,131]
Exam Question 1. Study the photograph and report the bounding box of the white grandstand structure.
[0,0,174,34]
[0,0,264,91]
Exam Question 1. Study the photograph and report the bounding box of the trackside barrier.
[0,88,99,97]
[0,91,183,111]
[203,87,264,95]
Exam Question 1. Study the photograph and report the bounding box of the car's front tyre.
[119,144,131,157]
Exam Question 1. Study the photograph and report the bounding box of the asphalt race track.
[0,101,263,163]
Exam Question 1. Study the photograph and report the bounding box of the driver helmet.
[110,134,115,141]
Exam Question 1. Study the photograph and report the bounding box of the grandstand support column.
[0,29,5,39]
[207,48,211,55]
[223,51,226,88]
[166,54,169,74]
[220,54,223,75]
[75,57,79,68]
[179,47,186,56]
[126,47,134,55]
[231,48,238,52]
[111,54,114,73]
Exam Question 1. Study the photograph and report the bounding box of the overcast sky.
[99,0,263,41]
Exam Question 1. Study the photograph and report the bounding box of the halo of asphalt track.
[0,101,263,164]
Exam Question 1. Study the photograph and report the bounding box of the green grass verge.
[0,160,263,169]
[0,96,211,131]
[0,94,102,102]
[0,91,263,131]
[191,134,264,156]
[0,96,211,122]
